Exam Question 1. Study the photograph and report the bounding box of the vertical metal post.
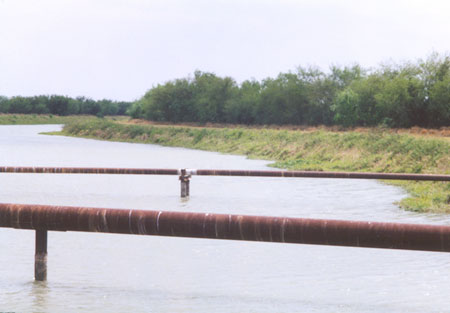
[179,169,191,198]
[35,230,47,281]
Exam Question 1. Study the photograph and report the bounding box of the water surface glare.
[0,125,449,312]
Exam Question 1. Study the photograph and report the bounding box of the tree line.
[129,53,449,128]
[0,95,131,117]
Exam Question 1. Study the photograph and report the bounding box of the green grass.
[55,119,450,214]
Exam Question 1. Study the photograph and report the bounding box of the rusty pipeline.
[194,169,450,181]
[2,203,450,253]
[0,166,449,181]
[0,166,178,175]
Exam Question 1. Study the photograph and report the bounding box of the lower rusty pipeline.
[2,203,450,253]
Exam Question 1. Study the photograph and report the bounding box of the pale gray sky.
[0,0,449,101]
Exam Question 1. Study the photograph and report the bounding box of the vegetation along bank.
[129,53,450,128]
[56,119,450,214]
[0,114,128,125]
[0,95,131,117]
[4,53,447,129]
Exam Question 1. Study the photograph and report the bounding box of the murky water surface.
[0,125,449,313]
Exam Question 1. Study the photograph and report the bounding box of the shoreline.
[45,118,449,214]
[1,114,447,213]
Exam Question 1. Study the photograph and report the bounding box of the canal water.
[0,125,449,313]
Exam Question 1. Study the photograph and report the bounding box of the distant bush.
[0,94,132,117]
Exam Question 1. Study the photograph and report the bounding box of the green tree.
[418,53,450,127]
[224,80,260,124]
[48,95,70,115]
[192,71,237,123]
[428,75,450,127]
[374,75,423,127]
[117,101,132,115]
[0,95,9,113]
[133,52,449,127]
[127,101,144,119]
[298,67,339,125]
[98,99,118,116]
[8,96,33,113]
[67,98,81,115]
[256,73,308,125]
[332,89,360,127]
[142,80,192,122]
[329,64,364,89]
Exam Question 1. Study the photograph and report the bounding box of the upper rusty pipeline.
[0,166,449,181]
[0,166,178,175]
[2,203,450,253]
[194,169,450,181]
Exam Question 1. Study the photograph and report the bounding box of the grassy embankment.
[51,119,450,214]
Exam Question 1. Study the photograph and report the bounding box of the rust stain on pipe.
[0,166,448,181]
[1,203,450,253]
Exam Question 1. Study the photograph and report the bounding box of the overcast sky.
[1,0,449,101]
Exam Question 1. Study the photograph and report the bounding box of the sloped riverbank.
[52,119,449,213]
